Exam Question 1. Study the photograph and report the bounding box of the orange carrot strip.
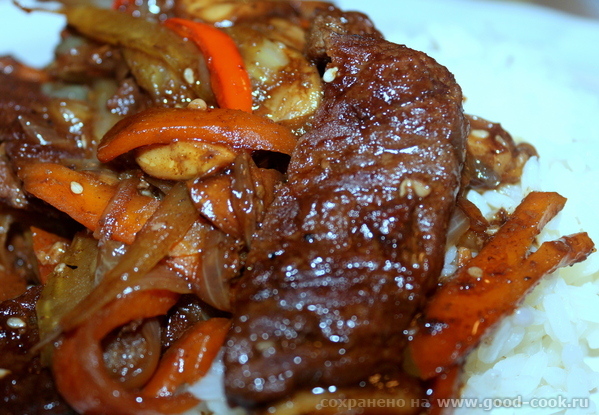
[143,317,230,397]
[53,289,200,415]
[19,163,159,244]
[408,192,595,379]
[163,17,252,113]
[20,163,116,231]
[31,227,70,285]
[97,107,297,163]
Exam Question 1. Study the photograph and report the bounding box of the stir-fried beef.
[224,12,469,408]
[0,287,75,414]
[0,69,47,209]
[0,70,87,211]
[305,7,382,64]
[0,65,48,128]
[0,144,27,209]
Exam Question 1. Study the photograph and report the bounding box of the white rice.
[351,1,599,414]
[454,158,599,415]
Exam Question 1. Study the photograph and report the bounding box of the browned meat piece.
[305,7,382,63]
[0,70,45,209]
[0,143,28,209]
[106,77,152,116]
[3,114,87,171]
[0,69,87,210]
[46,31,123,84]
[0,286,76,414]
[0,68,48,131]
[224,13,469,409]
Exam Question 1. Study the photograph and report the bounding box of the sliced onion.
[196,229,238,311]
[230,153,257,246]
[64,6,214,106]
[60,181,198,331]
[102,317,162,390]
[36,232,98,361]
[445,206,469,248]
[53,289,199,415]
[131,264,193,295]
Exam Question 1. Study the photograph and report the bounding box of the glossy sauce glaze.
[224,8,469,408]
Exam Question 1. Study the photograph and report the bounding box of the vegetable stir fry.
[0,1,594,414]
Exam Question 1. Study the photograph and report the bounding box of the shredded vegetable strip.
[31,227,70,284]
[53,289,200,414]
[36,233,98,364]
[64,6,214,104]
[143,317,230,397]
[60,181,198,332]
[19,163,159,244]
[93,176,159,244]
[164,18,253,112]
[408,192,595,379]
[97,107,297,163]
[20,163,118,232]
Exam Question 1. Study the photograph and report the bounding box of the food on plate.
[223,8,468,406]
[0,1,594,414]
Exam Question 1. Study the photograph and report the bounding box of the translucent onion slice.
[64,5,214,106]
[166,220,238,312]
[197,229,235,311]
[60,181,198,331]
[102,318,162,390]
[53,289,199,415]
[36,232,98,363]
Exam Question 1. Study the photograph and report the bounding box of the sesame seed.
[6,317,26,329]
[70,181,84,195]
[412,180,431,197]
[139,189,155,198]
[183,67,195,84]
[323,66,339,83]
[399,179,410,197]
[467,266,484,278]
[0,369,10,379]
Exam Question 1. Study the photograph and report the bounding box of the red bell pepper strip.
[163,17,253,113]
[97,107,297,163]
